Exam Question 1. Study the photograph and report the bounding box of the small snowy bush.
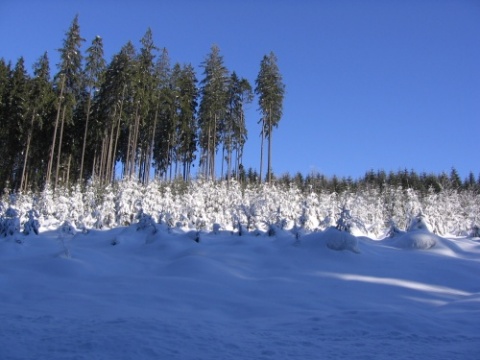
[390,231,438,250]
[136,210,157,234]
[23,209,40,235]
[0,207,21,237]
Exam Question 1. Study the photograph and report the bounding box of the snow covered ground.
[1,225,479,360]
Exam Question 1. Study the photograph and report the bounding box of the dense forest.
[0,15,285,193]
[0,16,478,199]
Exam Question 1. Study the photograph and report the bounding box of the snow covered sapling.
[335,206,366,234]
[470,225,480,238]
[23,209,40,235]
[0,207,21,237]
[58,220,76,258]
[213,223,221,235]
[136,210,157,234]
[385,220,405,238]
[407,212,430,232]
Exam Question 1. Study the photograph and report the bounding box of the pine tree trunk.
[54,105,67,188]
[145,106,158,185]
[212,113,217,181]
[130,108,141,178]
[267,110,273,183]
[20,111,36,192]
[79,95,92,182]
[105,104,119,184]
[111,100,124,183]
[47,75,65,186]
[259,119,264,184]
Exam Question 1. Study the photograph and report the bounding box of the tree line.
[270,167,480,194]
[0,15,285,194]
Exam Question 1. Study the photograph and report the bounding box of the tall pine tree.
[255,52,285,183]
[79,35,106,182]
[198,45,229,180]
[47,15,85,188]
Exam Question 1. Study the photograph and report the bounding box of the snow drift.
[1,220,479,360]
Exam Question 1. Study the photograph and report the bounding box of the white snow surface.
[1,225,479,360]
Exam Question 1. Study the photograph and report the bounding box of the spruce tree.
[152,47,174,178]
[94,41,136,184]
[175,63,198,181]
[2,57,30,190]
[47,15,85,188]
[255,52,285,183]
[127,28,157,182]
[198,45,229,180]
[20,52,54,191]
[79,35,106,182]
[225,72,252,181]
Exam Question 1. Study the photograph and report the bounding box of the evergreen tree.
[127,28,157,182]
[449,167,462,189]
[224,72,252,181]
[47,15,85,188]
[198,45,229,180]
[153,47,175,178]
[94,41,137,184]
[79,35,106,182]
[20,52,54,191]
[255,52,285,183]
[175,63,198,181]
[1,57,30,190]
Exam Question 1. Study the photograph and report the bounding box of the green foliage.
[255,52,285,183]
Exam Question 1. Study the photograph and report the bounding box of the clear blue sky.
[1,0,479,180]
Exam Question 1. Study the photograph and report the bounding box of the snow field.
[1,223,479,360]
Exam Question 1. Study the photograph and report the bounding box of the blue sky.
[1,0,479,180]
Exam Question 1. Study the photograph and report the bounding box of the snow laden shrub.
[406,212,431,232]
[389,231,438,250]
[385,220,405,239]
[470,225,480,238]
[301,227,360,253]
[0,207,21,237]
[115,180,142,226]
[324,227,360,253]
[58,220,76,258]
[23,209,40,235]
[136,210,157,234]
[388,213,438,250]
[335,206,367,235]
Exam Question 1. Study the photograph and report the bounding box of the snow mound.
[390,230,439,250]
[302,227,360,253]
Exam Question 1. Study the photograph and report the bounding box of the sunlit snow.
[1,220,479,360]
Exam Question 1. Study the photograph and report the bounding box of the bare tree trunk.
[79,94,92,182]
[145,106,158,185]
[54,105,67,188]
[129,107,141,178]
[211,113,217,181]
[259,118,264,184]
[20,111,36,192]
[66,154,71,188]
[267,111,273,183]
[47,75,65,186]
[221,145,225,181]
[112,85,126,182]
[104,104,119,184]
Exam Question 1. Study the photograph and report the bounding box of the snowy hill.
[1,222,479,360]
